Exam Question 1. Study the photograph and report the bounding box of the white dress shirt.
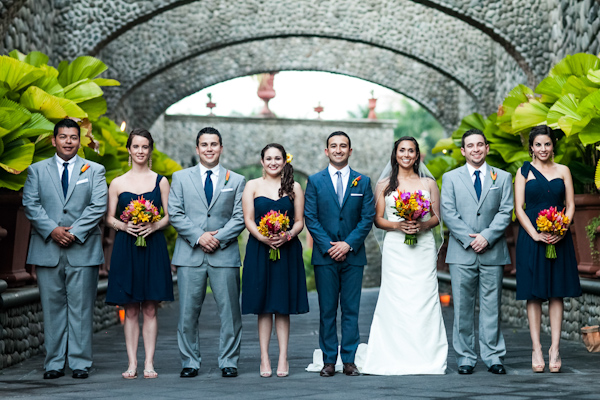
[199,163,220,193]
[466,162,488,187]
[55,154,77,185]
[328,164,350,198]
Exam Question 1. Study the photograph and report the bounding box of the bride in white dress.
[361,136,448,375]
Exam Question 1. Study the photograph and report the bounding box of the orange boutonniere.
[351,175,362,187]
[224,170,230,185]
[81,163,90,173]
[490,169,497,185]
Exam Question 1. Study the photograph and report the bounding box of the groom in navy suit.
[305,131,375,377]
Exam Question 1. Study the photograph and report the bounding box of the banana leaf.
[152,150,182,179]
[561,75,599,99]
[78,97,107,122]
[546,94,591,135]
[82,147,123,183]
[535,75,569,104]
[58,56,108,88]
[0,140,34,174]
[64,80,104,103]
[33,134,56,163]
[549,53,600,77]
[2,113,53,143]
[588,69,600,85]
[488,143,530,163]
[31,64,64,97]
[425,155,459,187]
[0,56,45,92]
[577,89,600,117]
[9,50,49,68]
[20,86,87,120]
[93,78,120,87]
[578,118,600,145]
[498,85,535,133]
[0,97,32,138]
[0,168,27,190]
[512,98,549,132]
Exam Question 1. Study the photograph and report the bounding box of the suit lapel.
[45,158,65,204]
[340,169,357,209]
[457,165,478,204]
[208,165,226,210]
[64,157,83,204]
[322,169,341,210]
[190,166,208,208]
[477,165,494,208]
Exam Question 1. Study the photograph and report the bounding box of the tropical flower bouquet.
[536,206,570,259]
[258,210,290,260]
[120,196,162,247]
[391,189,431,245]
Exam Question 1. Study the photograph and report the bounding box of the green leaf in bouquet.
[0,55,45,92]
[92,78,120,87]
[578,118,600,145]
[78,97,107,121]
[58,56,108,87]
[2,113,54,143]
[549,53,600,77]
[0,140,34,174]
[0,168,28,190]
[535,75,569,104]
[0,97,32,138]
[498,85,535,133]
[512,98,549,132]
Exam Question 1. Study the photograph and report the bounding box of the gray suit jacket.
[169,165,246,267]
[441,164,513,266]
[23,155,108,267]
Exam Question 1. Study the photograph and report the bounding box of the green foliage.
[585,216,600,262]
[0,50,182,190]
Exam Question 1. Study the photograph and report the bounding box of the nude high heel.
[549,349,561,373]
[531,350,545,373]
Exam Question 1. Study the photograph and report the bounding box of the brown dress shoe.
[343,363,360,376]
[320,363,335,377]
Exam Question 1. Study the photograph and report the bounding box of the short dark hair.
[326,131,351,148]
[196,127,222,147]
[53,118,80,137]
[528,125,557,155]
[126,128,154,150]
[461,128,488,148]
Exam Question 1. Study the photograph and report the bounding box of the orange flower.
[351,175,362,187]
[490,169,497,185]
[224,170,230,185]
[81,163,90,173]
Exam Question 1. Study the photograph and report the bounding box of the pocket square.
[489,187,500,190]
[221,188,234,192]
[350,193,363,197]
[76,178,89,185]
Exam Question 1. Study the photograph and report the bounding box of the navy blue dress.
[242,196,309,315]
[106,174,174,305]
[516,162,581,301]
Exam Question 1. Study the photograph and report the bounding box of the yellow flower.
[286,153,293,163]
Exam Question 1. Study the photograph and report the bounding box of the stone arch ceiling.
[112,37,470,132]
[95,0,506,114]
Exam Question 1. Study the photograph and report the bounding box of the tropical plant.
[0,50,182,190]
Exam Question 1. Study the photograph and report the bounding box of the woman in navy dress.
[106,129,174,379]
[241,143,309,378]
[515,126,581,373]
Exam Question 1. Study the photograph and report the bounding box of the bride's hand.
[396,221,418,235]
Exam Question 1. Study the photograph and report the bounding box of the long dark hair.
[261,143,295,201]
[528,125,557,156]
[384,136,421,196]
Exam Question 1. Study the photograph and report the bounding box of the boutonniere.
[224,170,230,185]
[490,169,497,185]
[80,163,90,173]
[351,175,362,187]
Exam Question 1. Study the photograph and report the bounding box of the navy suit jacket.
[304,167,375,266]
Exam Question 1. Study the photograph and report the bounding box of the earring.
[149,157,152,169]
[532,153,536,160]
[262,169,266,179]
[552,152,554,162]
[128,154,132,167]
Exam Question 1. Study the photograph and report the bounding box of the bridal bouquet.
[391,189,431,245]
[120,196,162,247]
[258,210,290,261]
[536,206,569,259]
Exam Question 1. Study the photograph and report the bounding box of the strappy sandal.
[122,370,137,379]
[143,369,158,379]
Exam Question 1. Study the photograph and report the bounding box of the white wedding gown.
[359,192,448,375]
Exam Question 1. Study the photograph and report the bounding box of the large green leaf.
[512,98,549,132]
[535,75,569,104]
[78,97,107,121]
[33,134,56,163]
[549,53,600,77]
[93,78,120,87]
[82,147,123,183]
[588,69,600,84]
[578,118,600,145]
[2,113,54,143]
[64,80,104,103]
[20,86,87,120]
[58,56,108,87]
[546,94,591,135]
[0,168,27,190]
[431,137,457,154]
[577,89,600,117]
[30,64,64,97]
[0,56,45,92]
[451,113,486,146]
[0,97,32,138]
[490,143,530,163]
[152,150,183,179]
[0,141,34,174]
[497,85,535,133]
[561,75,599,100]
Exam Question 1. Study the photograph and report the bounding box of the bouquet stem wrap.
[545,243,557,259]
[536,206,569,260]
[391,189,431,246]
[258,210,290,261]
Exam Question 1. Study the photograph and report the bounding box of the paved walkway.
[0,289,599,399]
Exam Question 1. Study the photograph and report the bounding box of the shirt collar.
[328,164,350,178]
[55,154,77,166]
[199,163,220,178]
[466,162,487,177]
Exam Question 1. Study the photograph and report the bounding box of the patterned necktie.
[204,170,213,205]
[474,170,482,200]
[336,171,343,206]
[61,162,69,197]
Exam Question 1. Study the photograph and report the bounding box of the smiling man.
[22,118,108,380]
[441,128,514,376]
[304,131,375,377]
[168,126,246,378]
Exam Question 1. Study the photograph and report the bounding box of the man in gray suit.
[23,118,107,379]
[441,129,513,375]
[169,127,245,378]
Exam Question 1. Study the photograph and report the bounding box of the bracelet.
[112,221,119,232]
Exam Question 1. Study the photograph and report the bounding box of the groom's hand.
[328,241,350,261]
[469,233,488,253]
[198,230,220,253]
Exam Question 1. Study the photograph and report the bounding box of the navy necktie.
[336,171,344,206]
[204,170,213,205]
[474,170,482,200]
[61,162,69,197]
